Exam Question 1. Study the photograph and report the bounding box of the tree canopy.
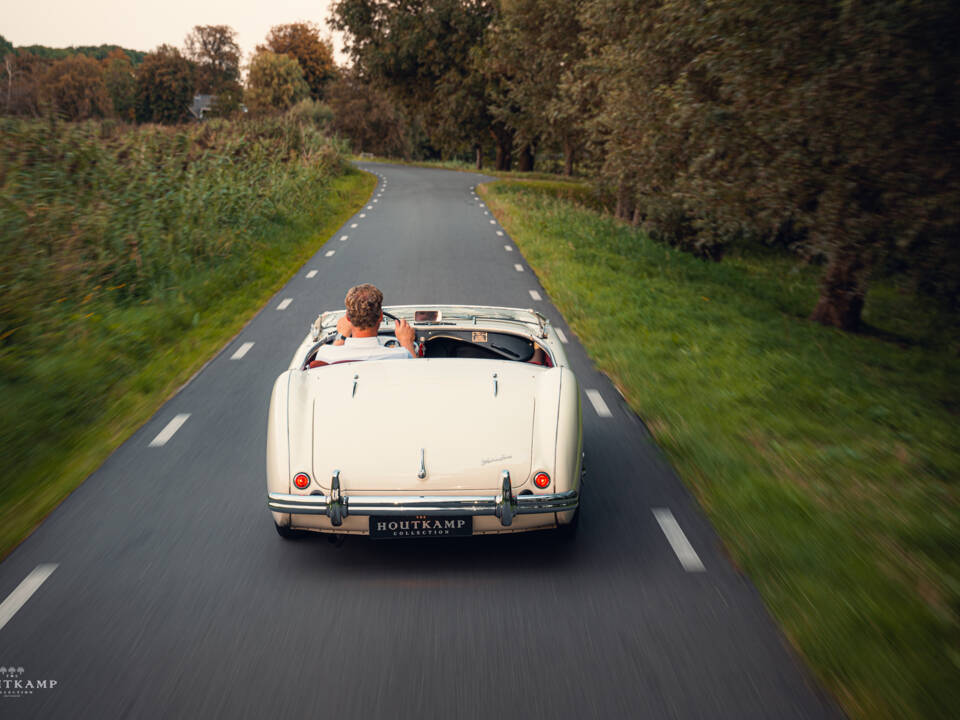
[258,22,336,101]
[135,45,195,124]
[245,50,310,113]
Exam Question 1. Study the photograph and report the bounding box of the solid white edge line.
[0,564,58,633]
[306,270,318,278]
[653,508,706,572]
[585,389,612,418]
[277,298,293,310]
[528,290,542,301]
[231,342,254,360]
[514,264,524,272]
[556,328,568,344]
[325,250,335,257]
[149,413,191,447]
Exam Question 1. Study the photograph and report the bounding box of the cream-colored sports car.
[266,305,583,540]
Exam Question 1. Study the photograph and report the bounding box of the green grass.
[0,117,375,558]
[481,180,960,720]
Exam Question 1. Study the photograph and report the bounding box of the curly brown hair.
[344,283,384,330]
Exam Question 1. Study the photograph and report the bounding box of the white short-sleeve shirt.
[313,336,413,364]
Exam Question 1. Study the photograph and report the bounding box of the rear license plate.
[369,516,473,539]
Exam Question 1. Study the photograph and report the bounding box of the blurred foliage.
[0,116,348,499]
[330,0,960,333]
[245,50,310,114]
[485,180,960,720]
[258,22,337,102]
[134,45,195,124]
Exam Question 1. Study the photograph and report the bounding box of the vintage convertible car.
[266,305,583,540]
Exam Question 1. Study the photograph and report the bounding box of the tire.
[555,506,580,540]
[275,522,309,540]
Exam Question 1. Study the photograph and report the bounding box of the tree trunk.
[810,250,868,331]
[615,180,635,221]
[475,143,482,170]
[517,144,534,172]
[490,124,513,171]
[563,139,575,177]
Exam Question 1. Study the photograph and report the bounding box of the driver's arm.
[394,318,417,357]
[334,315,352,346]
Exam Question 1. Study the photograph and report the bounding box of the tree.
[476,0,587,173]
[184,25,241,96]
[3,51,49,116]
[259,22,336,101]
[135,45,195,124]
[245,51,309,113]
[102,48,135,120]
[42,55,110,120]
[673,0,960,329]
[326,68,408,156]
[329,0,496,160]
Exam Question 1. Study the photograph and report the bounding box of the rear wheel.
[275,522,309,540]
[555,506,580,540]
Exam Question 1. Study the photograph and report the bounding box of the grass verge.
[0,168,375,560]
[480,180,959,720]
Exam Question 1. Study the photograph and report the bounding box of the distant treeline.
[0,36,145,64]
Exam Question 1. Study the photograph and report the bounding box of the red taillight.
[293,472,311,489]
[534,472,551,489]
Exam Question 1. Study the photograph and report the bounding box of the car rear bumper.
[268,483,578,528]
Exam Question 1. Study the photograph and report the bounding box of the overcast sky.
[4,0,347,62]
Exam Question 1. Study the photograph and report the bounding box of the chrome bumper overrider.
[268,470,578,527]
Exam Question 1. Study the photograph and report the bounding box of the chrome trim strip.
[267,489,579,517]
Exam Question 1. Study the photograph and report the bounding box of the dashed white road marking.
[366,205,373,209]
[504,245,513,252]
[277,298,293,310]
[325,250,335,257]
[0,564,57,633]
[496,231,504,236]
[360,213,367,218]
[373,199,379,203]
[231,342,254,360]
[149,413,191,447]
[484,211,489,215]
[306,270,318,278]
[350,223,358,229]
[528,290,542,301]
[653,508,706,572]
[489,220,496,225]
[339,235,348,242]
[585,389,612,418]
[479,202,485,207]
[556,328,568,344]
[514,264,524,272]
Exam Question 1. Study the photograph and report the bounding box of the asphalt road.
[0,163,842,719]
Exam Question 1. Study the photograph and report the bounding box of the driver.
[313,283,416,363]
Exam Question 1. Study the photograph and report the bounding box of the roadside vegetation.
[481,180,959,720]
[0,116,374,558]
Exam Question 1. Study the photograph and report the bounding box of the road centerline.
[231,342,254,360]
[149,414,191,447]
[0,564,58,633]
[653,508,706,572]
[585,389,612,418]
